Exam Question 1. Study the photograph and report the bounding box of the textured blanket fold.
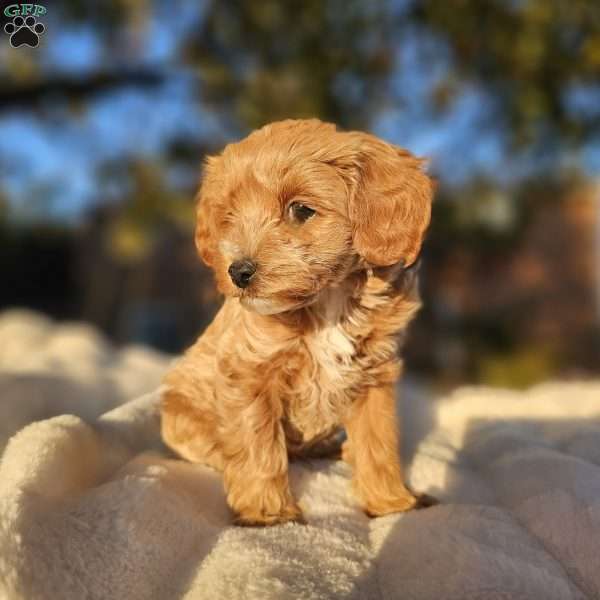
[2,382,600,600]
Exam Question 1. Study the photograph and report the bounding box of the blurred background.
[1,0,599,391]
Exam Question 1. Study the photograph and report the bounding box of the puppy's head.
[196,119,434,315]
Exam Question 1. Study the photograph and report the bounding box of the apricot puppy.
[161,119,435,525]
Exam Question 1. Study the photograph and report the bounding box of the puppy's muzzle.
[228,259,257,289]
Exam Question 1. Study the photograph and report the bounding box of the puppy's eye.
[288,202,316,223]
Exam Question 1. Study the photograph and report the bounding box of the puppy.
[161,119,435,525]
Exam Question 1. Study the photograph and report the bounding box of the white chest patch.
[281,287,362,444]
[284,321,357,446]
[308,323,356,382]
[304,287,359,384]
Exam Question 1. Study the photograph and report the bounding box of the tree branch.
[0,68,166,108]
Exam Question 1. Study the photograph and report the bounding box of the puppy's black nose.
[228,259,256,288]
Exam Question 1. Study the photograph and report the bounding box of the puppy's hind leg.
[161,389,224,471]
[293,429,346,461]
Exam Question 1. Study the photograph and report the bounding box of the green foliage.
[412,0,600,148]
[185,0,600,149]
[189,0,396,130]
[98,161,195,262]
[478,345,559,388]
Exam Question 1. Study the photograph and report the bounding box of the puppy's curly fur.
[161,119,435,525]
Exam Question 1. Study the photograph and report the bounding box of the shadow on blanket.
[0,373,122,453]
[360,414,600,600]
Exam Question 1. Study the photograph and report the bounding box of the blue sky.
[0,0,598,223]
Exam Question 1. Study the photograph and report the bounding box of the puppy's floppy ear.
[346,133,434,267]
[194,156,219,267]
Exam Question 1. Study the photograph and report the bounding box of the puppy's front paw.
[364,488,438,517]
[234,502,305,527]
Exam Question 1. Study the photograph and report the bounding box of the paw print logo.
[4,16,45,48]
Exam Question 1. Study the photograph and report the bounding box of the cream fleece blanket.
[0,309,169,452]
[1,311,599,599]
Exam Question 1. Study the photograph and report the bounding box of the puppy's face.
[196,119,434,315]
